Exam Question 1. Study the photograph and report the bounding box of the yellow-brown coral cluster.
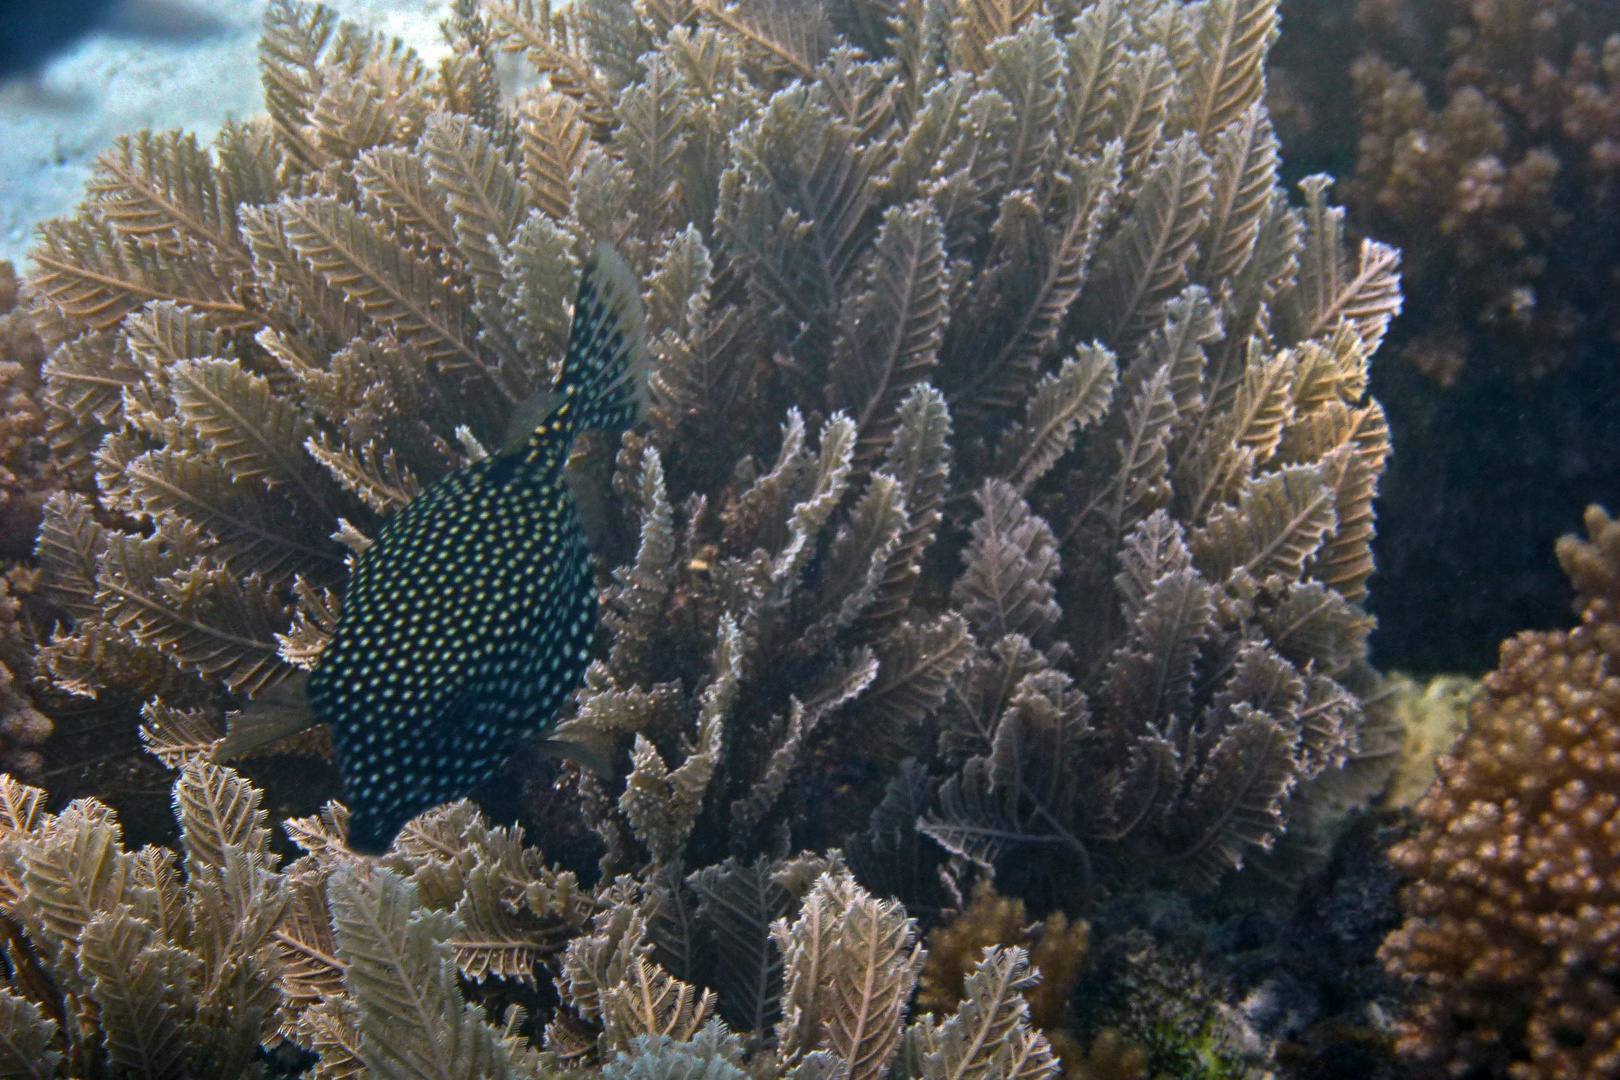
[0,264,55,778]
[1379,505,1620,1080]
[916,880,1092,1069]
[1346,0,1620,384]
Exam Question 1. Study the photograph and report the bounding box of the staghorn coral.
[1378,505,1620,1080]
[22,0,1397,921]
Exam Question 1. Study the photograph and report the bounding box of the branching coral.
[0,754,1062,1080]
[22,0,1397,921]
[0,263,60,779]
[1330,0,1620,386]
[1378,505,1620,1080]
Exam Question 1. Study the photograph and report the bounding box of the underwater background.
[0,1,1616,1079]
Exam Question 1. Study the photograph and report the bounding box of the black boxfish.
[307,243,647,854]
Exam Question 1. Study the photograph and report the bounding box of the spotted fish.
[308,244,647,854]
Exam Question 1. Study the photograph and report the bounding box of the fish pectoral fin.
[499,391,565,458]
[216,670,315,761]
[533,733,617,778]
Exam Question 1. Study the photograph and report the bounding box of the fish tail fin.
[557,242,649,428]
[502,243,648,457]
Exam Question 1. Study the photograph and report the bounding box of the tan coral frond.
[98,525,296,696]
[1192,104,1278,288]
[422,112,530,297]
[1283,175,1402,352]
[1165,707,1295,886]
[274,867,347,1024]
[259,0,341,169]
[864,383,953,630]
[1082,132,1211,345]
[983,16,1065,194]
[518,88,592,221]
[0,774,45,836]
[717,86,876,343]
[831,200,949,474]
[173,760,272,869]
[354,146,462,258]
[30,215,252,332]
[947,144,1121,415]
[125,448,338,583]
[36,491,109,619]
[614,53,690,239]
[698,0,831,82]
[0,988,60,1080]
[485,0,616,124]
[166,356,337,510]
[16,802,131,964]
[1062,0,1131,156]
[854,614,974,746]
[1190,465,1337,585]
[278,575,342,669]
[1173,0,1277,146]
[950,481,1061,647]
[138,697,224,768]
[274,196,503,395]
[1102,44,1175,180]
[1284,402,1390,603]
[87,129,250,264]
[326,861,514,1080]
[821,885,924,1080]
[921,946,1060,1080]
[991,346,1117,496]
[304,432,421,514]
[603,955,716,1049]
[449,861,556,985]
[76,906,200,1079]
[687,857,794,1035]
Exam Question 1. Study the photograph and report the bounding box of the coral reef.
[1378,505,1620,1080]
[18,0,1402,913]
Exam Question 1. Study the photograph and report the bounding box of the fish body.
[308,246,646,853]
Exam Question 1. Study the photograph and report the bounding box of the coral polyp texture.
[20,0,1398,923]
[1379,505,1620,1080]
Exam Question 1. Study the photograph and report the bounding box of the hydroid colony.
[1,0,1409,1073]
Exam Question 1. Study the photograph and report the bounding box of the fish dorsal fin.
[499,391,564,458]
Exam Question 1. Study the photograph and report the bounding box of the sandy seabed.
[0,0,454,267]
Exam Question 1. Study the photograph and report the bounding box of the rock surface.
[0,0,452,266]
